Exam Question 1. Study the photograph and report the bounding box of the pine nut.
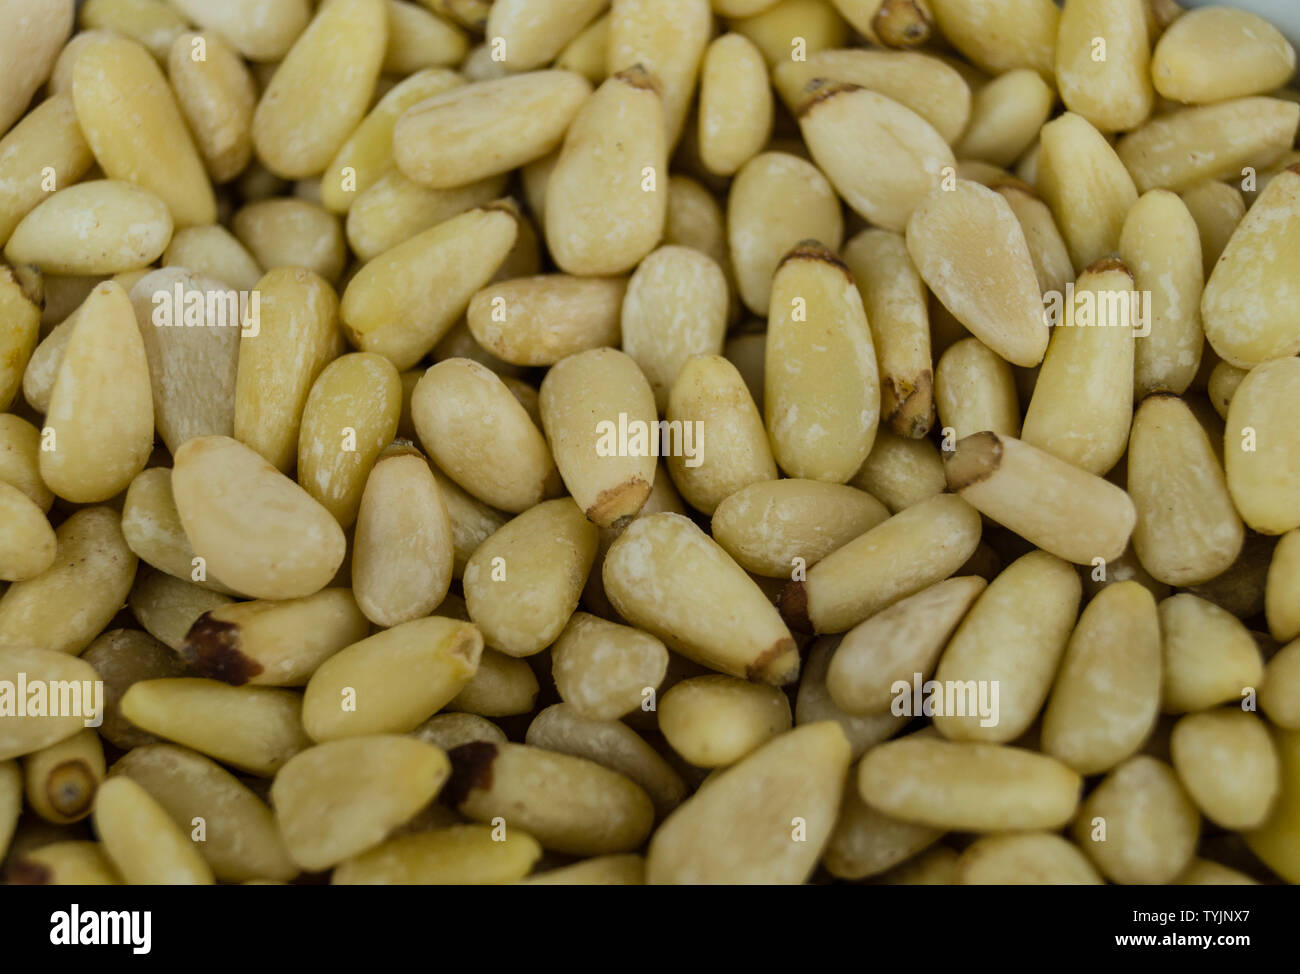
[1266,531,1300,644]
[1055,0,1152,133]
[797,637,909,758]
[1225,357,1300,534]
[94,775,215,884]
[1152,6,1297,104]
[0,482,55,582]
[487,0,606,72]
[955,832,1103,885]
[926,0,1058,79]
[0,0,73,135]
[606,0,711,147]
[1159,592,1264,713]
[334,823,542,884]
[1244,726,1300,883]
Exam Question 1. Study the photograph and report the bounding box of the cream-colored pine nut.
[727,153,843,316]
[944,432,1137,564]
[659,675,791,768]
[550,612,668,721]
[932,550,1079,742]
[607,0,710,147]
[446,740,654,855]
[1129,394,1243,586]
[173,436,346,600]
[163,225,263,292]
[1202,167,1300,369]
[0,648,99,760]
[1179,179,1245,279]
[112,743,298,882]
[1117,97,1299,194]
[394,71,591,189]
[121,678,312,776]
[850,429,946,513]
[545,67,666,275]
[556,12,609,83]
[841,229,932,438]
[1225,357,1300,535]
[1171,708,1279,831]
[526,702,686,817]
[23,728,102,824]
[905,180,1047,368]
[302,615,482,740]
[698,33,771,177]
[956,832,1103,885]
[1020,261,1135,474]
[252,0,387,179]
[486,0,605,71]
[71,34,214,228]
[604,512,799,683]
[296,352,401,527]
[167,0,309,61]
[5,841,123,885]
[666,355,775,515]
[1267,531,1300,643]
[1055,0,1152,133]
[1040,581,1160,775]
[1118,191,1204,397]
[352,451,454,626]
[0,95,93,246]
[728,0,848,67]
[126,269,239,455]
[774,50,971,145]
[82,629,185,750]
[825,576,984,716]
[538,348,656,526]
[859,736,1081,830]
[384,0,467,73]
[831,0,932,48]
[5,180,172,275]
[934,338,1021,441]
[1152,6,1296,104]
[647,721,849,883]
[0,0,74,134]
[1260,638,1300,729]
[233,269,337,472]
[447,648,539,716]
[271,735,451,871]
[0,482,56,582]
[347,171,507,263]
[321,68,464,214]
[823,775,941,880]
[335,823,543,884]
[800,82,953,233]
[765,242,879,482]
[957,69,1054,166]
[233,199,346,285]
[1037,112,1138,272]
[167,31,256,184]
[1244,727,1300,883]
[993,179,1074,297]
[468,274,625,367]
[94,775,215,885]
[621,246,727,411]
[797,637,909,758]
[780,493,981,635]
[711,479,889,579]
[0,415,52,511]
[1159,592,1264,713]
[181,589,367,688]
[343,204,518,370]
[1074,755,1199,884]
[0,507,135,656]
[413,358,558,513]
[121,468,237,595]
[926,0,1058,78]
[462,498,596,656]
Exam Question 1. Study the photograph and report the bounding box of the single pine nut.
[555,13,609,83]
[955,832,1103,885]
[334,823,542,884]
[0,94,93,246]
[0,0,74,135]
[1171,708,1280,830]
[1244,726,1300,884]
[1152,6,1297,104]
[167,31,257,184]
[1266,531,1300,644]
[94,775,215,884]
[233,199,346,285]
[727,0,848,69]
[0,482,55,582]
[1055,0,1152,133]
[1225,357,1300,534]
[934,338,1021,441]
[1159,593,1264,713]
[698,33,772,177]
[850,430,946,513]
[384,0,467,74]
[659,675,791,768]
[163,225,263,292]
[958,69,1055,166]
[0,415,52,511]
[550,611,668,721]
[468,274,625,368]
[926,0,1058,78]
[606,0,712,146]
[486,0,606,71]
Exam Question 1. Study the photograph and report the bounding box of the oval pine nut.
[1171,708,1279,831]
[1152,6,1297,104]
[851,429,946,513]
[334,823,542,884]
[346,171,508,263]
[659,675,791,767]
[167,0,310,62]
[0,415,52,511]
[934,337,1021,440]
[604,512,799,684]
[550,612,668,721]
[823,777,942,880]
[486,0,606,71]
[1160,593,1264,713]
[163,225,263,292]
[94,775,215,885]
[1267,531,1300,644]
[448,648,539,717]
[173,435,346,600]
[728,0,848,68]
[1225,357,1300,535]
[467,274,625,367]
[956,69,1055,166]
[167,31,257,184]
[0,94,94,246]
[0,482,55,582]
[1244,726,1300,883]
[252,0,388,179]
[698,33,772,177]
[0,0,73,134]
[926,0,1058,78]
[0,648,99,760]
[905,179,1047,368]
[545,67,667,276]
[1055,0,1152,133]
[233,199,346,286]
[955,832,1103,885]
[384,0,468,73]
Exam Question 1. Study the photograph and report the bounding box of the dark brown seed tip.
[885,372,935,439]
[777,239,853,279]
[796,78,861,118]
[442,741,499,807]
[181,613,263,686]
[1082,255,1133,280]
[943,430,1003,491]
[4,859,52,885]
[874,0,934,48]
[778,581,813,634]
[748,637,801,685]
[614,63,660,94]
[586,477,652,529]
[378,438,424,461]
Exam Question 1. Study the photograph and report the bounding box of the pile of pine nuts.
[1,0,1299,886]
